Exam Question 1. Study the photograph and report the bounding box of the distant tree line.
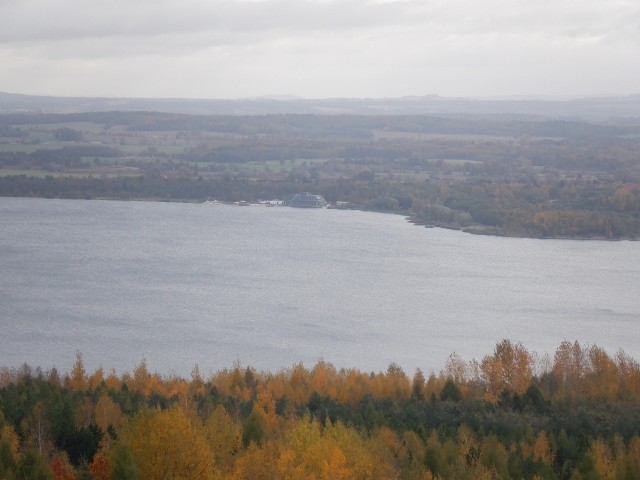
[0,146,123,171]
[52,128,83,142]
[1,173,638,238]
[2,111,638,138]
[2,111,640,239]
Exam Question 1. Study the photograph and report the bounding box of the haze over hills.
[2,91,640,122]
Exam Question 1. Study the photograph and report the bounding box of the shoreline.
[3,193,638,241]
[405,214,638,241]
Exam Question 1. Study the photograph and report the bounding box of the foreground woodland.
[1,340,640,479]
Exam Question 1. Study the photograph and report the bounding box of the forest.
[1,112,640,239]
[1,340,639,479]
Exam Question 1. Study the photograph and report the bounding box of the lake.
[1,197,639,377]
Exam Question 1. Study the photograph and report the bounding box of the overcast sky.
[1,0,639,99]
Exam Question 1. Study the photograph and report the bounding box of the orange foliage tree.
[49,457,75,480]
[480,339,533,398]
[89,451,110,480]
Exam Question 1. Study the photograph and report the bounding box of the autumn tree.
[17,448,54,480]
[204,405,241,473]
[585,345,619,400]
[49,456,75,480]
[94,394,122,432]
[531,431,554,465]
[443,352,468,384]
[242,404,267,448]
[479,434,509,479]
[232,441,279,480]
[130,360,158,396]
[588,437,618,479]
[0,411,20,479]
[108,443,140,480]
[615,350,640,399]
[115,406,213,480]
[23,401,52,456]
[104,368,120,391]
[75,397,94,429]
[624,436,640,478]
[552,340,587,399]
[211,363,258,403]
[278,416,387,479]
[68,352,87,391]
[371,427,405,475]
[174,364,206,415]
[88,367,104,391]
[308,361,339,399]
[480,339,533,398]
[426,430,450,478]
[88,451,110,480]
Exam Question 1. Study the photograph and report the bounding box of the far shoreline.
[3,193,638,241]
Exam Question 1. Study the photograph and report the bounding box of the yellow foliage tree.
[325,421,394,479]
[75,397,95,429]
[404,430,426,465]
[626,436,640,475]
[456,424,478,466]
[104,368,120,390]
[443,352,468,385]
[336,369,369,405]
[211,364,256,403]
[287,363,311,405]
[129,359,164,397]
[372,427,405,473]
[480,340,533,398]
[531,431,554,465]
[0,418,20,476]
[231,441,278,480]
[94,393,122,432]
[255,385,279,432]
[589,438,617,480]
[479,434,509,479]
[116,406,214,480]
[319,445,351,480]
[586,346,619,401]
[309,361,339,399]
[68,351,87,391]
[88,367,104,391]
[276,446,307,480]
[552,340,587,399]
[204,405,241,473]
[276,416,393,479]
[615,350,640,398]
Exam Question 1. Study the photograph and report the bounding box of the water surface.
[1,197,638,376]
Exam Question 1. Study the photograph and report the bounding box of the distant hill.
[1,91,640,122]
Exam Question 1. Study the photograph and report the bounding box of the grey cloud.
[0,0,414,43]
[1,0,639,99]
[2,0,638,49]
